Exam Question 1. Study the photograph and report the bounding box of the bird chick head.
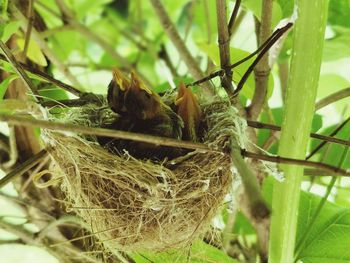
[124,71,163,120]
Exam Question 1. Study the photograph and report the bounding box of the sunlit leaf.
[0,74,18,100]
[296,192,350,263]
[1,20,20,42]
[130,240,239,263]
[16,38,47,66]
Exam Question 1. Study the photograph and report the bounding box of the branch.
[247,119,350,148]
[315,87,350,110]
[241,150,350,177]
[0,40,40,101]
[216,0,234,95]
[247,0,273,120]
[0,114,348,177]
[0,54,82,96]
[0,149,48,189]
[306,115,350,159]
[149,0,213,95]
[189,23,293,87]
[0,114,211,152]
[228,0,241,38]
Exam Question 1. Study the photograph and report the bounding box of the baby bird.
[107,68,130,114]
[125,71,183,139]
[175,83,202,142]
[102,70,184,160]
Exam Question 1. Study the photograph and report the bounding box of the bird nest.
[42,100,241,253]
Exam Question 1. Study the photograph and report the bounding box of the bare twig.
[228,0,241,38]
[10,4,83,90]
[0,114,349,177]
[0,149,48,189]
[0,54,82,96]
[315,87,350,110]
[241,150,350,177]
[189,23,293,87]
[149,0,213,95]
[216,0,234,95]
[0,114,211,152]
[247,0,273,120]
[306,116,350,159]
[247,119,350,148]
[0,40,40,100]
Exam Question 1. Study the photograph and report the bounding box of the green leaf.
[0,75,18,100]
[276,0,295,18]
[296,192,350,263]
[1,20,20,42]
[130,240,238,263]
[328,0,350,28]
[317,74,350,113]
[16,38,47,66]
[241,0,283,27]
[323,30,350,61]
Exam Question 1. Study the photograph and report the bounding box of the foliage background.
[0,0,349,262]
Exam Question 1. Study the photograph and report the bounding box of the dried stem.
[216,0,234,95]
[0,114,348,177]
[149,0,213,95]
[315,87,350,110]
[247,0,273,120]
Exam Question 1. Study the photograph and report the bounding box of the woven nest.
[43,100,241,253]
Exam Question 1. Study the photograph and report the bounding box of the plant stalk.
[268,1,328,263]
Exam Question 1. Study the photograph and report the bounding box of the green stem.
[268,1,328,263]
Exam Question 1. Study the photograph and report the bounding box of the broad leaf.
[16,38,47,66]
[130,240,238,263]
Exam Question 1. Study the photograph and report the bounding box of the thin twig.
[216,0,234,95]
[315,87,350,110]
[247,119,350,148]
[149,0,213,95]
[0,54,82,96]
[0,114,349,177]
[0,114,211,151]
[0,149,48,189]
[0,40,40,100]
[306,116,350,159]
[228,0,241,38]
[241,150,350,177]
[247,0,273,120]
[189,23,293,87]
[22,0,34,57]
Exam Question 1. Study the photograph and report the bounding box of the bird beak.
[131,71,153,94]
[112,68,127,91]
[175,83,187,105]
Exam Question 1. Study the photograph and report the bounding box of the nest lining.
[43,100,241,253]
